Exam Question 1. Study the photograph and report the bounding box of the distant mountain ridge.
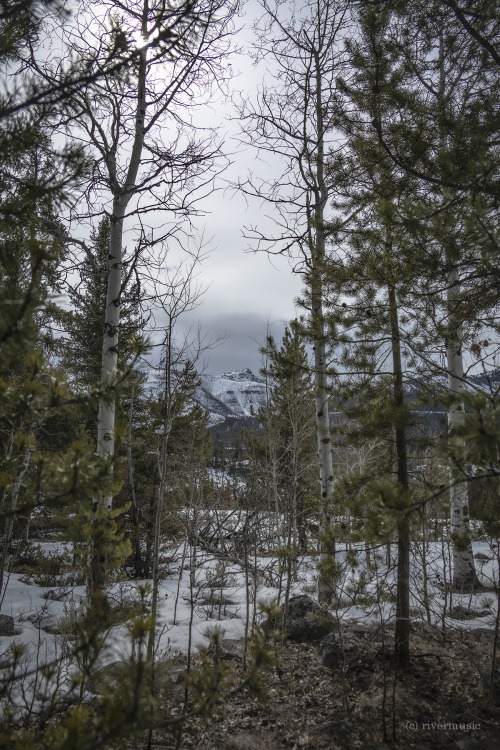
[197,368,267,426]
[142,365,500,429]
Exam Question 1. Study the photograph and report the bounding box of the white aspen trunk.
[270,436,282,550]
[94,35,148,512]
[264,362,282,550]
[446,267,478,589]
[312,50,335,605]
[147,328,173,662]
[89,31,148,596]
[435,31,478,591]
[314,315,334,503]
[96,205,124,509]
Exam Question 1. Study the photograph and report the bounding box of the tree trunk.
[147,329,173,663]
[388,281,411,668]
[312,49,335,606]
[0,447,32,609]
[127,384,143,578]
[446,267,479,590]
[436,30,478,591]
[96,203,124,504]
[315,324,335,604]
[89,38,148,597]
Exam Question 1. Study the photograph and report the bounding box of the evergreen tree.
[351,0,500,588]
[323,3,422,665]
[60,215,146,440]
[259,321,316,555]
[0,124,87,595]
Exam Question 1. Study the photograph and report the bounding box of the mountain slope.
[197,368,267,425]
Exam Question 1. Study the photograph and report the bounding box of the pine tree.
[60,215,146,440]
[259,321,316,556]
[0,125,86,596]
[327,3,428,665]
[355,0,500,589]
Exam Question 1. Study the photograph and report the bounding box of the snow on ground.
[1,534,499,716]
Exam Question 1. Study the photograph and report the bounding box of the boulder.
[269,595,337,642]
[0,614,15,636]
[19,608,59,633]
[207,637,245,660]
[154,662,186,692]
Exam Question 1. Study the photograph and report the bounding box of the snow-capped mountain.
[197,368,267,425]
[134,366,267,425]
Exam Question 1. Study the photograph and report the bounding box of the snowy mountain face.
[197,368,267,425]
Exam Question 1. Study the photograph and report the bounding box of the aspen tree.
[38,0,237,593]
[239,0,351,603]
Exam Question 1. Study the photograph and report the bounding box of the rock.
[269,595,337,642]
[0,614,15,636]
[207,638,245,660]
[154,663,186,691]
[20,610,56,631]
[317,630,343,668]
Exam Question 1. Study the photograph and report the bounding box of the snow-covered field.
[1,534,498,717]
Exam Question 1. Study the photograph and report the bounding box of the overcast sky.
[162,4,305,376]
[175,191,305,375]
[59,1,303,378]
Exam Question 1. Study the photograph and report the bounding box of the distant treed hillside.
[139,367,267,456]
[143,365,500,438]
[143,365,499,432]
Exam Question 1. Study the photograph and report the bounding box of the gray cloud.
[176,310,290,375]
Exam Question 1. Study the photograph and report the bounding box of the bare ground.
[146,622,500,750]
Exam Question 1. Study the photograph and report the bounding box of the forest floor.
[136,621,500,750]
[4,540,500,748]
